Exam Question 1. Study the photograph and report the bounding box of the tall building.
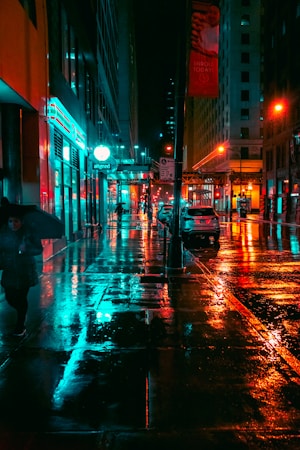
[117,0,139,157]
[161,77,176,157]
[185,0,263,213]
[0,0,137,256]
[262,0,300,222]
[46,0,121,243]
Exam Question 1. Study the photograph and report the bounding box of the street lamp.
[93,145,111,162]
[91,144,116,227]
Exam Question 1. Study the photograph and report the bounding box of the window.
[240,147,249,159]
[69,29,78,96]
[276,145,285,168]
[241,52,250,63]
[241,71,249,82]
[61,8,69,81]
[266,151,273,171]
[241,15,250,26]
[241,108,249,120]
[61,8,78,96]
[241,33,250,44]
[84,65,96,124]
[282,21,286,35]
[241,90,249,101]
[240,128,249,139]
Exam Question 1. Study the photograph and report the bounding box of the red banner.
[188,1,220,98]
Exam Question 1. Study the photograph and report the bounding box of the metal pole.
[167,0,187,272]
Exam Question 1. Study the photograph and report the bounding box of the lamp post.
[92,144,112,226]
[167,0,187,272]
[265,100,287,221]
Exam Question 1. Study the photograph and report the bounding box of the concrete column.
[2,104,23,203]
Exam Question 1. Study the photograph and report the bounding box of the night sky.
[133,0,181,159]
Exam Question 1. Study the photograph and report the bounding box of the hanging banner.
[188,1,220,98]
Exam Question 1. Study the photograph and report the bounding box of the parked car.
[180,205,220,245]
[157,204,173,225]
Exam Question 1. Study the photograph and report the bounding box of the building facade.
[262,0,300,222]
[184,0,263,214]
[0,0,137,257]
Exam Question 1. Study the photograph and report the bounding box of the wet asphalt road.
[0,213,299,449]
[192,216,300,361]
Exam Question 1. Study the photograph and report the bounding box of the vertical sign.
[159,157,175,181]
[188,1,220,98]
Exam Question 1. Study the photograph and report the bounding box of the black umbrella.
[0,204,65,239]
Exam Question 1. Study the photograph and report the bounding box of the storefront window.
[54,160,63,220]
[72,167,79,230]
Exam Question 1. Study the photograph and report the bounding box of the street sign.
[159,157,175,181]
[93,163,111,170]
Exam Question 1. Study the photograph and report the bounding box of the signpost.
[159,157,175,181]
[93,163,111,171]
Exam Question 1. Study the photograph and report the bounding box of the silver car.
[180,205,220,244]
[157,204,173,225]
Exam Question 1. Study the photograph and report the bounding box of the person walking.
[0,212,43,336]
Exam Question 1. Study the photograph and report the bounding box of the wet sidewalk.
[0,213,299,449]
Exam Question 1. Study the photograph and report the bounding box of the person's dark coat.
[0,226,43,289]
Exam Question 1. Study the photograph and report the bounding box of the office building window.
[266,150,273,171]
[241,52,250,63]
[240,147,249,159]
[241,108,249,120]
[241,90,249,101]
[282,21,286,35]
[61,8,78,96]
[240,128,249,139]
[241,33,250,44]
[241,14,250,25]
[241,71,249,82]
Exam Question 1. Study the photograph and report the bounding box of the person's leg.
[4,287,29,333]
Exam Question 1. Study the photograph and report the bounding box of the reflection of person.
[0,214,43,336]
[191,5,220,57]
[115,204,123,222]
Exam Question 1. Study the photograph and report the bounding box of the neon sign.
[47,98,86,150]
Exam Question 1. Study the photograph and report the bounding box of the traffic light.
[164,143,174,155]
[214,188,221,200]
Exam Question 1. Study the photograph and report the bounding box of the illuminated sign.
[93,163,111,170]
[93,145,111,161]
[47,98,86,150]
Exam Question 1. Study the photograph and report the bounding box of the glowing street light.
[93,145,111,162]
[274,103,284,113]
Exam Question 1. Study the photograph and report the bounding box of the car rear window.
[187,208,215,216]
